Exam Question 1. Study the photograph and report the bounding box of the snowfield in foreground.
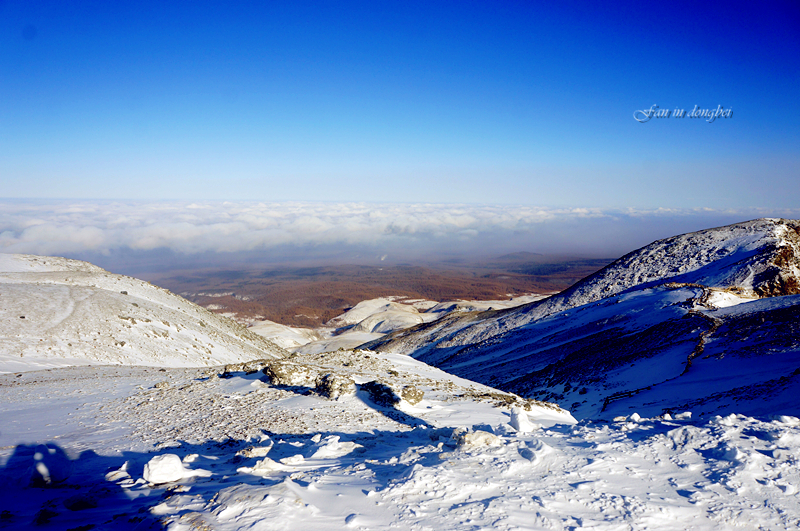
[1,350,799,530]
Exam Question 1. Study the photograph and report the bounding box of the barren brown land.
[143,253,613,327]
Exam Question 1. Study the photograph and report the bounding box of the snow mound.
[247,320,321,349]
[510,406,539,433]
[352,310,424,334]
[143,454,211,484]
[326,298,419,328]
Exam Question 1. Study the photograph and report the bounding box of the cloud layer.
[1,201,797,266]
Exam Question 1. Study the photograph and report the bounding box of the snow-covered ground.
[1,351,799,530]
[247,320,323,350]
[369,218,800,360]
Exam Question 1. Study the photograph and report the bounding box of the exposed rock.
[315,373,356,400]
[401,385,424,405]
[262,361,316,387]
[361,380,400,406]
[220,358,275,378]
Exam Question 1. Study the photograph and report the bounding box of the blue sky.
[2,1,799,209]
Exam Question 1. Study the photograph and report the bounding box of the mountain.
[364,218,800,419]
[0,254,287,373]
[2,248,800,529]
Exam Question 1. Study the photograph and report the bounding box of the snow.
[376,284,800,421]
[1,358,799,530]
[0,253,287,373]
[292,332,385,355]
[369,218,800,360]
[2,240,800,529]
[426,294,547,315]
[143,454,211,484]
[509,406,539,433]
[706,289,757,308]
[247,320,322,349]
[325,298,418,328]
[365,219,800,422]
[250,294,548,357]
[351,310,424,333]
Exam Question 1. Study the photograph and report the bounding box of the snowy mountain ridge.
[367,218,800,356]
[364,219,800,420]
[543,217,800,308]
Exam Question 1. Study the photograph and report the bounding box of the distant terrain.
[144,254,612,327]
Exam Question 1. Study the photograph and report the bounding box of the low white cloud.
[0,200,797,264]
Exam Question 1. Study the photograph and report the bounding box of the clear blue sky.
[2,1,798,209]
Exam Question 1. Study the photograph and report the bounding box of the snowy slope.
[250,294,547,356]
[2,245,800,529]
[1,352,799,530]
[247,320,322,350]
[404,285,800,420]
[0,254,287,372]
[367,219,800,358]
[365,219,800,419]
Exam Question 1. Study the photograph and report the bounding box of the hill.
[0,254,287,373]
[364,219,800,419]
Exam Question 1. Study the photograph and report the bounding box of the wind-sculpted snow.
[0,254,287,372]
[1,354,799,530]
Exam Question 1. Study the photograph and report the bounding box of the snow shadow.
[352,385,432,429]
[0,425,456,529]
[0,442,164,529]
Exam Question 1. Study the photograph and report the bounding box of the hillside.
[0,254,287,373]
[365,219,800,419]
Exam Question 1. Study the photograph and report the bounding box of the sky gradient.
[3,1,798,209]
